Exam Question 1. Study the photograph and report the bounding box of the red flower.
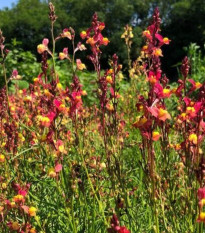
[118,226,130,233]
[198,187,205,201]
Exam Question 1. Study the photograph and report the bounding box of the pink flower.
[198,187,205,200]
[55,163,62,173]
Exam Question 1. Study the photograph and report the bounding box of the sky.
[0,0,18,9]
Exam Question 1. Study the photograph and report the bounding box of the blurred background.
[0,0,205,82]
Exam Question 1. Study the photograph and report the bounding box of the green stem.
[72,37,76,77]
[1,48,10,113]
[79,151,108,227]
[126,44,131,70]
[71,195,77,233]
[51,22,56,79]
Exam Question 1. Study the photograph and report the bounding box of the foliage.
[184,43,205,83]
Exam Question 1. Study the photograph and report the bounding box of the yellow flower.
[44,89,52,97]
[76,59,86,70]
[186,106,195,114]
[81,90,87,96]
[188,133,198,144]
[86,37,95,46]
[163,37,170,44]
[152,131,161,141]
[158,108,171,121]
[107,69,113,74]
[2,183,7,189]
[106,103,114,111]
[13,194,24,202]
[102,37,109,45]
[48,168,56,178]
[195,82,202,89]
[198,212,205,222]
[106,75,113,84]
[80,31,87,39]
[11,202,16,208]
[163,88,170,95]
[62,31,71,39]
[28,207,37,217]
[201,199,205,206]
[57,83,63,91]
[142,30,151,38]
[153,48,163,57]
[59,52,67,60]
[37,44,47,54]
[0,154,5,163]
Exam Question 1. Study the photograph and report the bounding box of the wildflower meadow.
[0,2,205,233]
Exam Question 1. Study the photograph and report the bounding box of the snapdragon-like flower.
[80,12,110,62]
[152,131,161,141]
[188,133,198,145]
[59,48,69,60]
[76,59,86,70]
[0,154,5,162]
[28,207,37,217]
[37,38,49,54]
[61,28,72,39]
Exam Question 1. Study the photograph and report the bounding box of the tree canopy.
[0,0,204,80]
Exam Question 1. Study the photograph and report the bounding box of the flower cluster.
[80,12,109,71]
[1,183,37,233]
[108,214,130,233]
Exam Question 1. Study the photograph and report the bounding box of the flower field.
[0,3,205,233]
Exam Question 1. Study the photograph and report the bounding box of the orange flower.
[186,106,195,115]
[195,82,202,89]
[86,37,95,46]
[99,22,105,31]
[37,44,47,54]
[30,228,36,233]
[11,222,20,231]
[162,88,171,98]
[28,207,37,217]
[59,48,69,60]
[199,199,205,208]
[106,103,114,111]
[148,75,157,84]
[59,52,67,60]
[158,108,171,121]
[13,194,24,203]
[44,89,52,97]
[152,131,161,141]
[37,38,49,54]
[133,116,148,128]
[80,31,87,39]
[163,37,170,44]
[180,113,187,121]
[106,75,113,84]
[108,69,113,74]
[142,30,151,39]
[37,116,50,127]
[142,45,148,53]
[152,48,163,57]
[61,29,71,39]
[76,59,86,70]
[197,212,205,223]
[81,90,87,96]
[102,37,109,46]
